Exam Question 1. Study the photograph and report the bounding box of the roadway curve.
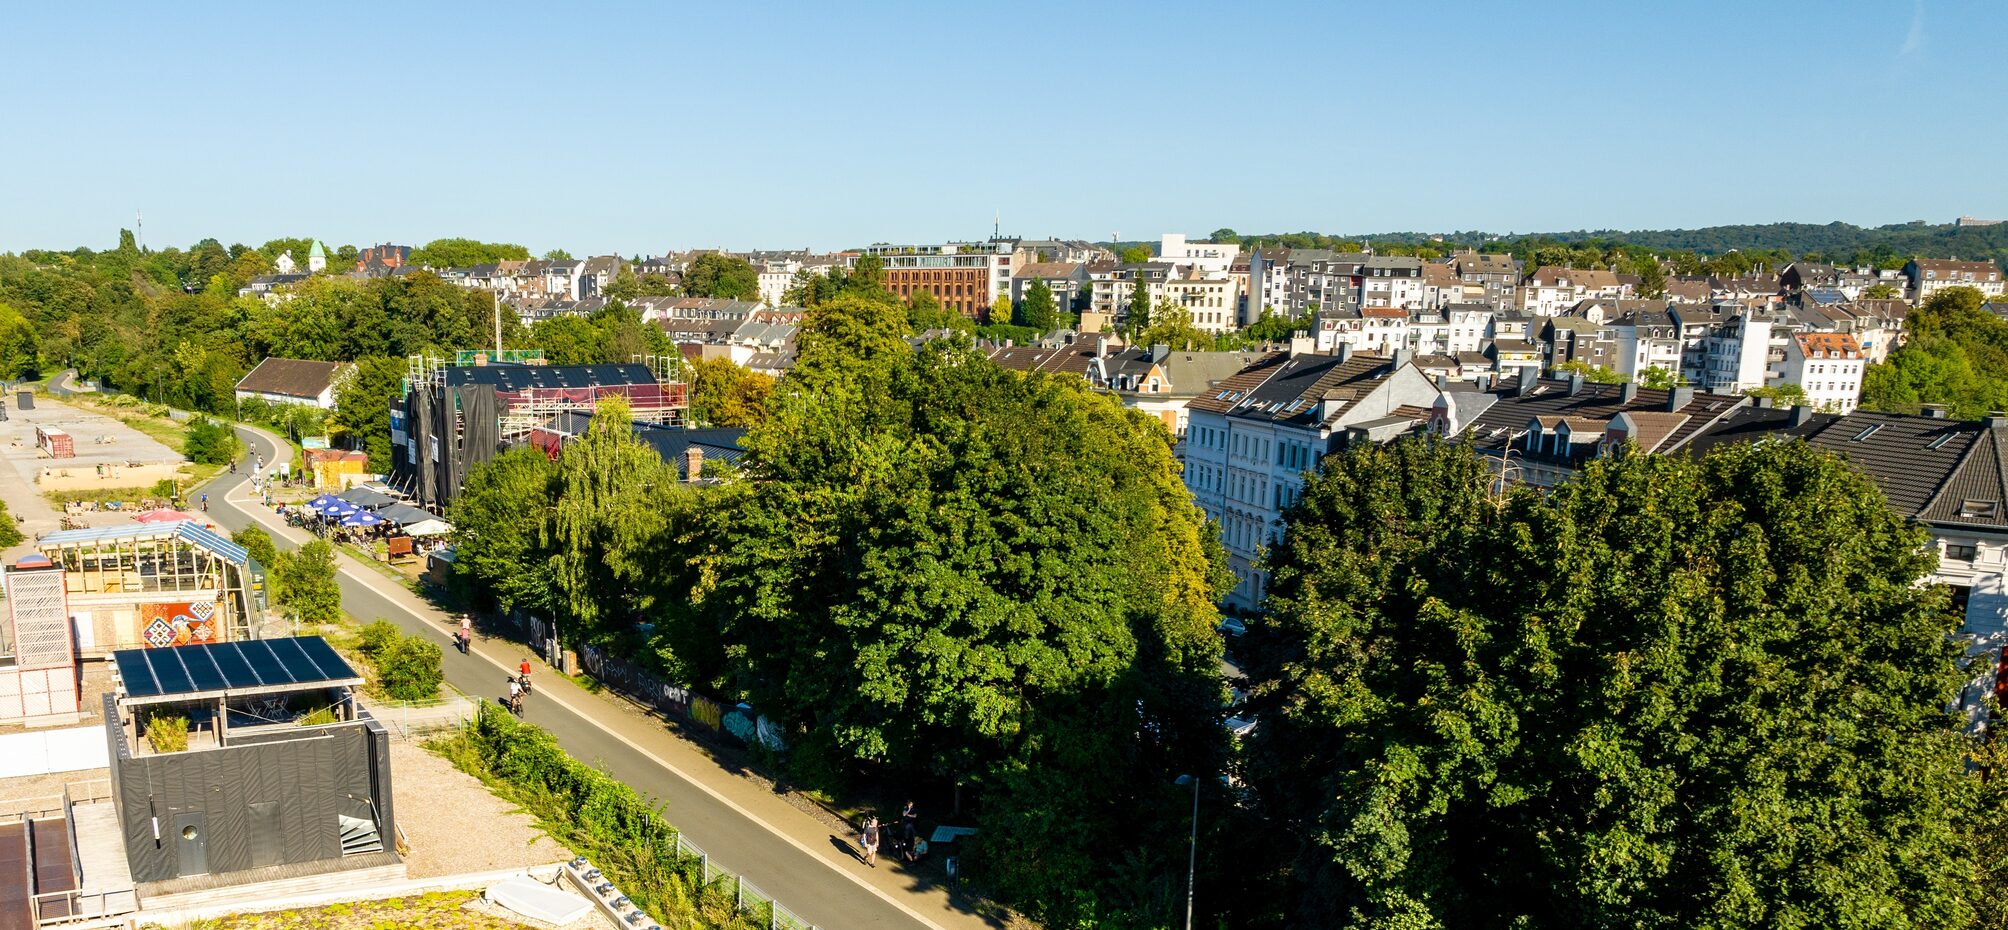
[208,424,992,930]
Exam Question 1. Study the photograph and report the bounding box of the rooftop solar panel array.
[114,636,357,700]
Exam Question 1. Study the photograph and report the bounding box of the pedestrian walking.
[860,815,881,868]
[901,800,919,861]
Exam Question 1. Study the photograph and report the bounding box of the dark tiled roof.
[235,358,347,399]
[1188,351,1401,428]
[1461,380,1745,455]
[1685,407,2006,528]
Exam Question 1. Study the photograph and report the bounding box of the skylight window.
[1926,432,1956,451]
[1961,500,1999,519]
[1850,423,1882,442]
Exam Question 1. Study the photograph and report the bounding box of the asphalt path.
[207,424,963,930]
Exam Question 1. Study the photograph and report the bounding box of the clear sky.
[2,1,2003,255]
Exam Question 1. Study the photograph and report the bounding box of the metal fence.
[671,833,819,930]
[361,694,479,741]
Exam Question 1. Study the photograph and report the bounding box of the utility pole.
[492,290,503,358]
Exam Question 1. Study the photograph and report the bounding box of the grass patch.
[51,392,192,453]
[140,889,519,929]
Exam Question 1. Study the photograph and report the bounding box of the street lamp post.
[1174,774,1200,930]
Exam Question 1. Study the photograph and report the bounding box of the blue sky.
[1,1,2002,255]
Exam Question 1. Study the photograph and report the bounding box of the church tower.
[308,240,327,273]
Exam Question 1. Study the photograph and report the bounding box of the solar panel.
[114,636,359,700]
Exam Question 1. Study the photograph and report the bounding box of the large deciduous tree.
[705,293,1234,926]
[1245,436,1975,929]
[331,356,408,470]
[1015,278,1060,332]
[678,253,760,301]
[687,357,773,428]
[542,396,684,645]
[447,446,559,614]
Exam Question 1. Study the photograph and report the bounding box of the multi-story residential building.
[1906,258,2006,303]
[1158,233,1240,278]
[1182,347,1441,609]
[864,240,1016,321]
[1011,262,1091,317]
[1006,238,1114,265]
[1610,309,1686,384]
[1787,297,1909,364]
[1245,248,1315,323]
[1774,332,1864,412]
[1445,303,1494,355]
[1360,256,1426,309]
[1421,262,1465,309]
[1164,273,1241,333]
[1691,312,1773,393]
[1407,309,1449,355]
[1441,374,1748,490]
[1545,316,1620,374]
[1091,263,1175,320]
[1450,251,1522,288]
[1312,307,1363,353]
[1293,253,1373,313]
[1359,307,1409,353]
[1520,266,1629,316]
[1092,345,1267,436]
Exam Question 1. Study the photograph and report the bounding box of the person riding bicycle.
[507,677,524,716]
[457,616,472,653]
[518,657,534,694]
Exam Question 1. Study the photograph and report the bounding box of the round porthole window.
[181,825,198,840]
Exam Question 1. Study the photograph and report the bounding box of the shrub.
[376,636,443,702]
[356,619,400,660]
[182,417,238,465]
[145,713,189,753]
[434,707,762,929]
[296,706,338,726]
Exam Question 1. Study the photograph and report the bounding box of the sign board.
[302,437,330,450]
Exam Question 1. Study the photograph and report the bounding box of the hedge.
[434,706,770,930]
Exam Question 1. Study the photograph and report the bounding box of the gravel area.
[0,766,109,807]
[391,740,571,879]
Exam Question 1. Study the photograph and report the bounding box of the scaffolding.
[494,382,687,440]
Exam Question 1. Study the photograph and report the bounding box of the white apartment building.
[1610,311,1685,384]
[1774,332,1865,412]
[1360,257,1426,309]
[1445,304,1494,355]
[1165,274,1241,334]
[1520,267,1630,316]
[1907,258,2006,303]
[1359,307,1410,354]
[1159,234,1240,278]
[1182,348,1441,610]
[1693,313,1774,393]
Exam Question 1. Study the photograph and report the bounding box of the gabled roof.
[235,358,349,399]
[1188,351,1406,429]
[1686,408,2005,528]
[1460,380,1746,455]
[1015,262,1085,279]
[38,519,251,565]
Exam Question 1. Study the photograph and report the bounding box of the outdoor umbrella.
[307,493,346,512]
[338,487,397,509]
[403,518,453,537]
[341,510,385,528]
[134,508,201,524]
[322,500,361,517]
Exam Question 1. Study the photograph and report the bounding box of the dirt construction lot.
[390,739,572,879]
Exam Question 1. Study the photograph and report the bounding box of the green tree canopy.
[1862,286,2008,418]
[1014,278,1060,332]
[1245,437,1974,929]
[678,253,760,301]
[687,357,773,428]
[279,539,341,623]
[331,356,408,470]
[447,446,559,614]
[542,396,684,645]
[706,303,1234,925]
[407,238,530,268]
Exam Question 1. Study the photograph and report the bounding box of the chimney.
[1476,372,1493,392]
[1666,386,1694,412]
[1568,372,1584,396]
[1620,382,1638,404]
[1434,374,1449,391]
[1391,348,1412,368]
[1288,334,1314,356]
[1151,343,1171,363]
[684,446,703,481]
[1755,395,1774,408]
[1990,412,2008,429]
[1790,405,1814,427]
[1516,367,1538,396]
[1922,403,1949,419]
[1337,343,1354,363]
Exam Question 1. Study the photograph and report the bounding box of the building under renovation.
[390,354,686,509]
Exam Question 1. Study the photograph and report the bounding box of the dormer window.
[1960,500,1999,519]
